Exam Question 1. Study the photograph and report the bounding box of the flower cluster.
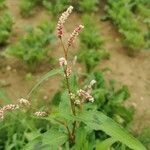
[0,104,19,120]
[73,80,96,105]
[34,111,47,117]
[68,25,84,47]
[2,104,19,111]
[19,98,31,107]
[57,6,73,38]
[77,89,94,103]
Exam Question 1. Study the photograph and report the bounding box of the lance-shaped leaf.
[76,110,146,150]
[27,68,63,98]
[96,138,117,150]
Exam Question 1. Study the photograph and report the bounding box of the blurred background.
[0,0,150,149]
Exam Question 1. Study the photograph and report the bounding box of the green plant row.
[20,0,100,17]
[0,11,13,45]
[78,15,110,72]
[106,0,145,55]
[6,21,56,71]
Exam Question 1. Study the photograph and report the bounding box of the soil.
[0,0,150,131]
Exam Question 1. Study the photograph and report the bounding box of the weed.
[0,6,146,150]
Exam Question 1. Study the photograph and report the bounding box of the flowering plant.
[0,6,146,150]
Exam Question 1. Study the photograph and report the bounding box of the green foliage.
[80,15,103,49]
[6,21,56,71]
[78,15,109,72]
[0,110,50,150]
[0,0,5,9]
[138,127,150,150]
[20,0,36,17]
[0,5,147,150]
[43,0,69,17]
[20,0,69,17]
[77,110,146,150]
[145,26,150,49]
[0,70,146,150]
[106,0,145,54]
[78,0,99,13]
[96,137,117,150]
[27,68,63,98]
[89,71,134,128]
[0,11,13,45]
[78,48,110,72]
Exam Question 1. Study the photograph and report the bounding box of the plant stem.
[60,38,77,141]
[55,119,72,139]
[60,38,67,59]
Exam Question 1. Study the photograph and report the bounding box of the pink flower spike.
[59,57,67,66]
[57,6,73,38]
[68,25,84,47]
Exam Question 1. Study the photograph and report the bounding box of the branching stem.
[60,38,76,142]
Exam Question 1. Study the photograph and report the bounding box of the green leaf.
[27,68,62,98]
[73,126,95,150]
[23,137,42,150]
[77,110,147,150]
[59,91,73,121]
[96,138,117,150]
[42,128,67,146]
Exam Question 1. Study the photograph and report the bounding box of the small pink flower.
[57,6,73,38]
[90,80,96,86]
[34,111,47,117]
[2,104,19,112]
[0,109,4,120]
[74,99,81,105]
[19,98,31,107]
[77,89,94,103]
[88,97,94,103]
[66,66,72,77]
[59,57,67,66]
[68,25,84,47]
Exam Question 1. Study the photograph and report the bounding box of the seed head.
[68,25,84,47]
